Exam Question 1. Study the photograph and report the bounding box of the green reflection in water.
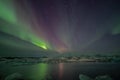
[39,63,48,79]
[30,63,48,80]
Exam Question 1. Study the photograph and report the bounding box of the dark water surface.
[0,62,120,80]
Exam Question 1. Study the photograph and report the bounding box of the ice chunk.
[95,75,113,80]
[79,74,93,80]
[5,73,23,80]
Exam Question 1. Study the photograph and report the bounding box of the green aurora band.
[0,0,49,50]
[0,0,120,53]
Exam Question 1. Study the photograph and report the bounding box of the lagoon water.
[0,62,120,80]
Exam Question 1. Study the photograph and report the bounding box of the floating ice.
[79,74,93,80]
[95,75,113,80]
[79,74,113,80]
[5,73,23,80]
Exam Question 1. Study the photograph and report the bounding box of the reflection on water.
[0,63,120,80]
[30,63,48,80]
[59,63,64,80]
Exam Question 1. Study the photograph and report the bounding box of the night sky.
[0,0,120,56]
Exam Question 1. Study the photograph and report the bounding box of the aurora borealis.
[0,0,120,55]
